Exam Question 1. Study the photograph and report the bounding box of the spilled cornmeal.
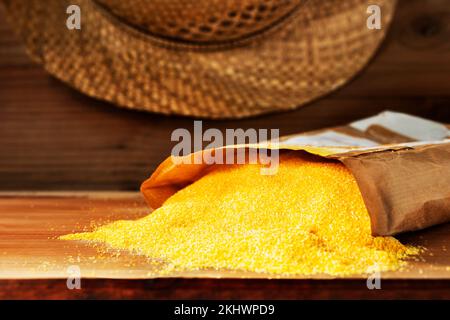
[61,153,419,275]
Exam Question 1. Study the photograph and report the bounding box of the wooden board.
[0,192,450,280]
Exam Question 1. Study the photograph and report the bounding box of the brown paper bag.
[141,111,450,236]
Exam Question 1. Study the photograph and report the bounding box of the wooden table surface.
[1,0,450,299]
[1,192,450,300]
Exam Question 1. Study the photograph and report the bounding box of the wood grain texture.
[0,192,450,299]
[3,279,450,300]
[0,0,450,191]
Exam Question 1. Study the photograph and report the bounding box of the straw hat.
[1,0,396,119]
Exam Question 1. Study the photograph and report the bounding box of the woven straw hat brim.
[2,0,396,119]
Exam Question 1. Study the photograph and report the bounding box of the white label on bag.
[350,111,450,141]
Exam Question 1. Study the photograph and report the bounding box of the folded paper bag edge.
[140,144,343,209]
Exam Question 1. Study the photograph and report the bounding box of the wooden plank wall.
[0,0,449,190]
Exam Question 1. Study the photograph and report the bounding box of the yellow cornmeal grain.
[61,153,419,275]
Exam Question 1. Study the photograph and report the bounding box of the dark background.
[1,0,449,191]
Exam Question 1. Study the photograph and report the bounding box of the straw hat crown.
[1,0,396,118]
[96,0,302,44]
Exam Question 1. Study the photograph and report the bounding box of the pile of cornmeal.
[61,153,419,275]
